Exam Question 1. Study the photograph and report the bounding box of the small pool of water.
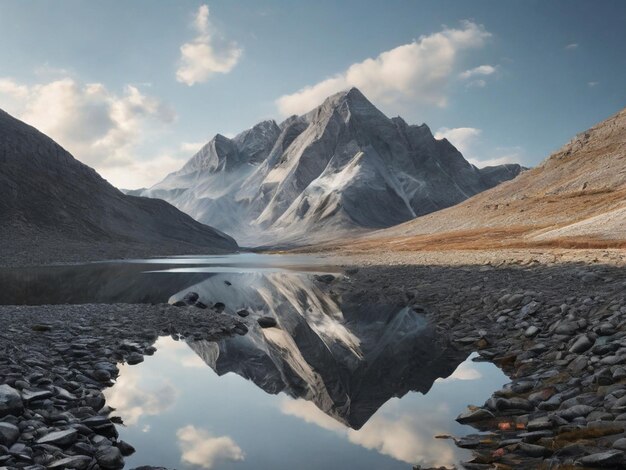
[2,253,509,468]
[106,337,506,469]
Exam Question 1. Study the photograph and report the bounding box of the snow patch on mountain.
[142,88,523,246]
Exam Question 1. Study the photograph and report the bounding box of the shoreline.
[1,250,625,468]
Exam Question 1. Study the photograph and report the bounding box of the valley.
[0,8,625,467]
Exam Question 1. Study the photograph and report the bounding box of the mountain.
[142,88,523,246]
[169,271,466,429]
[0,109,237,264]
[349,106,626,250]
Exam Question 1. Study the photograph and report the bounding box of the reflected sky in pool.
[105,337,506,469]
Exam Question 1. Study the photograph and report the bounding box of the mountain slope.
[345,105,626,250]
[143,88,522,246]
[0,109,237,264]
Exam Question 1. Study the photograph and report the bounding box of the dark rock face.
[143,88,522,245]
[0,108,238,263]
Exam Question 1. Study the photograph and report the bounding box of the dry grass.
[307,223,626,254]
[314,108,626,255]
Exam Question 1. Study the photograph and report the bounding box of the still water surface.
[0,253,339,305]
[106,339,505,469]
[1,254,508,468]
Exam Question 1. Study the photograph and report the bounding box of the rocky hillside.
[341,105,626,251]
[0,109,237,265]
[142,88,522,246]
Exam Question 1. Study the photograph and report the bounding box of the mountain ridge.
[331,105,626,251]
[142,87,523,246]
[0,108,238,265]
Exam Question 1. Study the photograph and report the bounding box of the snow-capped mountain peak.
[142,88,523,246]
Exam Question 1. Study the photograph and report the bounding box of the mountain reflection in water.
[102,266,507,469]
[174,272,468,429]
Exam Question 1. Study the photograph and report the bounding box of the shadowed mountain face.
[0,109,237,256]
[170,272,467,429]
[142,88,522,246]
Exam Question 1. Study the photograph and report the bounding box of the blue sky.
[0,0,624,188]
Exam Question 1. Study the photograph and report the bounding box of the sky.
[0,0,624,189]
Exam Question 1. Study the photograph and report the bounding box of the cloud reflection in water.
[279,357,487,467]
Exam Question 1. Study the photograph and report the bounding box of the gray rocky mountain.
[0,109,237,263]
[142,88,523,246]
[354,105,626,250]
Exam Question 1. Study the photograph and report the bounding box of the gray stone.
[126,352,144,365]
[117,440,136,456]
[182,291,199,304]
[257,316,278,328]
[577,450,624,466]
[0,384,23,418]
[570,334,594,354]
[558,404,594,421]
[36,429,77,447]
[555,322,579,335]
[613,438,626,451]
[314,274,336,284]
[519,442,551,457]
[456,408,494,424]
[96,446,124,469]
[525,325,539,337]
[20,389,53,402]
[0,422,19,447]
[521,301,541,316]
[48,456,93,470]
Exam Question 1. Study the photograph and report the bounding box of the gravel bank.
[0,303,246,469]
[1,249,626,468]
[337,259,626,468]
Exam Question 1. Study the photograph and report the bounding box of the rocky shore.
[338,259,626,469]
[0,303,245,469]
[1,250,625,469]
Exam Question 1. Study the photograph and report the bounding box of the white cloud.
[588,81,599,87]
[276,20,491,116]
[176,4,243,86]
[0,78,28,98]
[103,364,178,425]
[436,360,482,382]
[280,398,456,467]
[468,155,520,168]
[0,76,178,189]
[180,141,206,154]
[177,425,244,468]
[435,127,523,168]
[565,43,579,50]
[434,127,481,157]
[98,154,189,190]
[466,79,487,88]
[281,399,345,432]
[459,64,497,80]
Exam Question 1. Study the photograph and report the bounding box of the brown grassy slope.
[321,106,626,252]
